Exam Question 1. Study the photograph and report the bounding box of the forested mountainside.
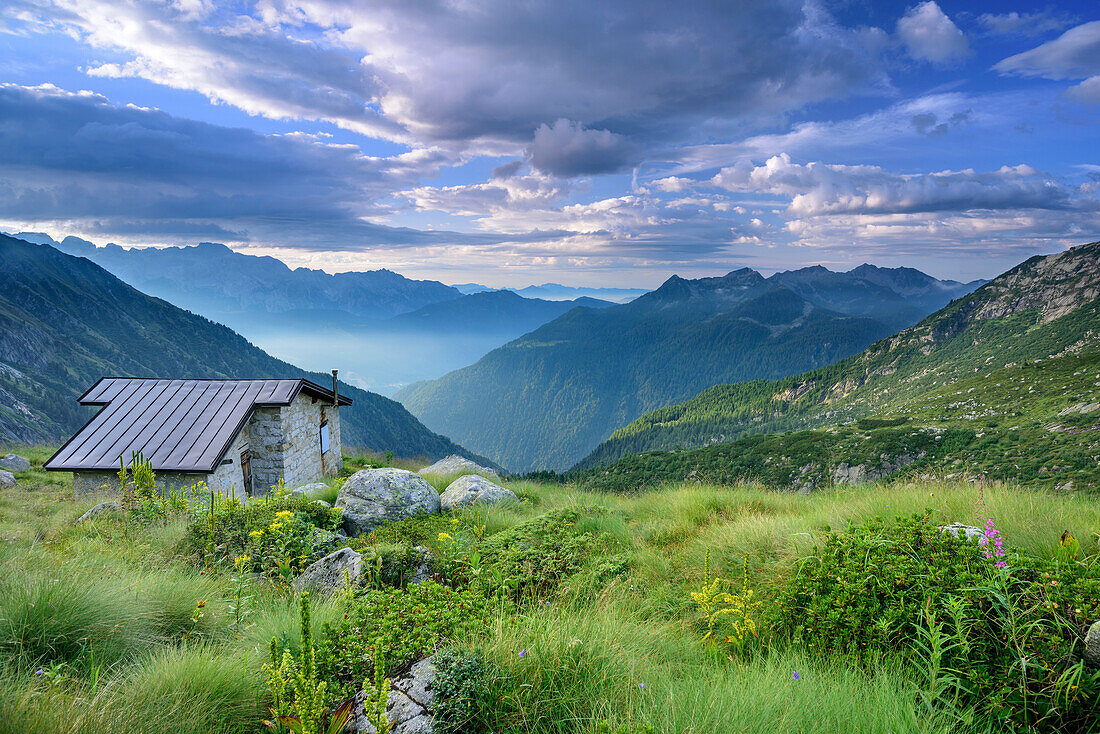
[0,235,494,467]
[20,233,459,320]
[573,241,1100,492]
[383,290,613,334]
[398,264,980,472]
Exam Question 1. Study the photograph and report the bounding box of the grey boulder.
[0,470,14,489]
[291,482,327,498]
[1085,621,1100,667]
[440,475,517,511]
[352,657,436,734]
[336,469,440,536]
[418,455,499,481]
[76,500,121,523]
[292,547,363,596]
[940,523,985,542]
[0,454,31,473]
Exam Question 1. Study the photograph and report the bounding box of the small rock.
[351,657,436,734]
[0,454,31,473]
[0,470,14,489]
[439,475,517,511]
[76,500,121,523]
[291,482,328,498]
[292,547,363,596]
[418,455,499,481]
[336,469,440,536]
[409,546,433,584]
[1085,621,1100,667]
[941,523,984,542]
[313,499,332,508]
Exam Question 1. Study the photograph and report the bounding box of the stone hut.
[45,377,351,497]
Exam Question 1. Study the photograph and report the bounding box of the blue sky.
[0,0,1097,287]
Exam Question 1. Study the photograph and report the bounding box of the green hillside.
[0,234,492,465]
[397,272,900,472]
[572,241,1100,490]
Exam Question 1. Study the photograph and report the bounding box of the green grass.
[0,444,1097,732]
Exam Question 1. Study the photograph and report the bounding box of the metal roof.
[45,378,351,473]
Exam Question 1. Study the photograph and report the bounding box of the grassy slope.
[2,445,1098,733]
[0,235,494,466]
[575,242,1100,486]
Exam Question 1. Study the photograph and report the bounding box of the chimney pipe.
[331,369,339,407]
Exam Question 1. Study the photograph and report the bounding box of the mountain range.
[396,264,983,472]
[573,241,1100,492]
[17,234,460,321]
[0,234,495,468]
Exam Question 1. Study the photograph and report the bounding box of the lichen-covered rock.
[439,475,517,511]
[0,454,31,473]
[1085,621,1100,667]
[75,500,121,523]
[0,470,15,489]
[291,482,327,498]
[352,657,436,733]
[940,523,984,542]
[336,469,440,536]
[292,547,363,595]
[418,455,499,481]
[313,499,332,508]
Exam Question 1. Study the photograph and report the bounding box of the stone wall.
[207,424,251,498]
[73,470,211,496]
[277,393,343,489]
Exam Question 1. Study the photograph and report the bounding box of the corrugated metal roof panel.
[45,377,350,473]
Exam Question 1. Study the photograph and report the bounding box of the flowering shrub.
[181,491,341,575]
[774,513,1100,730]
[315,581,491,702]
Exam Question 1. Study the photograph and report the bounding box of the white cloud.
[994,21,1100,103]
[711,154,1076,216]
[976,11,1075,38]
[896,1,969,64]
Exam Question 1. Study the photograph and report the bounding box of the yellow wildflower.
[437,532,454,542]
[249,530,264,539]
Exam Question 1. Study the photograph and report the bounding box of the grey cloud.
[910,110,971,136]
[6,0,888,158]
[491,160,524,180]
[527,120,639,177]
[0,84,493,249]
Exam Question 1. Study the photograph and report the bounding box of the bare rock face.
[0,454,31,473]
[336,469,440,536]
[0,470,15,489]
[75,500,120,523]
[352,657,436,734]
[439,475,517,511]
[292,547,363,596]
[418,455,499,481]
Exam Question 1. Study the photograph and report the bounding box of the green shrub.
[180,492,341,576]
[354,511,453,550]
[431,647,496,734]
[476,508,599,598]
[774,513,1100,731]
[316,581,491,701]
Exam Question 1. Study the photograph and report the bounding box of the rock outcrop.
[336,469,440,536]
[352,657,436,734]
[940,523,984,542]
[418,455,499,481]
[292,547,363,595]
[439,475,517,511]
[75,500,120,523]
[0,453,31,473]
[291,482,327,498]
[1085,621,1100,667]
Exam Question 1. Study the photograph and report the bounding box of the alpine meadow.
[1,1,1099,733]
